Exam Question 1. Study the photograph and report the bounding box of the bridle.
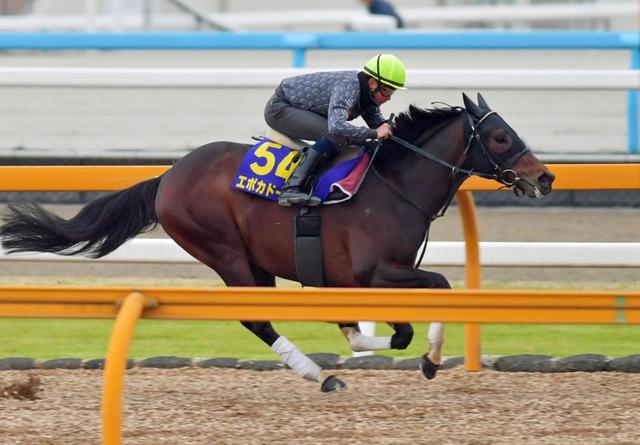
[393,110,530,188]
[371,109,532,221]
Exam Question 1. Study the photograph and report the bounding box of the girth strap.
[294,207,325,287]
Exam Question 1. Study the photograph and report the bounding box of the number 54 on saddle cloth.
[232,137,371,205]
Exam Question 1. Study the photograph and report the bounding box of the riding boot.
[278,148,326,206]
[278,136,338,207]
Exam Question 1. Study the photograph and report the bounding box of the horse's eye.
[495,134,508,144]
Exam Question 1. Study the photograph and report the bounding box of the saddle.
[232,131,372,205]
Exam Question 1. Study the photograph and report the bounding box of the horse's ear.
[477,93,491,112]
[466,112,476,129]
[462,93,482,117]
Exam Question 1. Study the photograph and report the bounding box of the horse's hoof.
[420,355,440,380]
[321,375,347,393]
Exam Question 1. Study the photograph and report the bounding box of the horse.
[0,93,554,392]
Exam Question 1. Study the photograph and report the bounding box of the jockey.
[264,53,407,207]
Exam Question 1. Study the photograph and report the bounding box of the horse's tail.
[0,177,161,258]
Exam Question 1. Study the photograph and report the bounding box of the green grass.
[2,319,639,360]
[1,280,638,359]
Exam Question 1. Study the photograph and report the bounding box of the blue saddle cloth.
[232,138,368,204]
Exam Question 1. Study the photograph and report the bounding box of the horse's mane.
[375,104,464,164]
[393,104,464,142]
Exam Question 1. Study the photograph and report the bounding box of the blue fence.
[0,31,638,152]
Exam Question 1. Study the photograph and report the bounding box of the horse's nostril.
[539,172,554,184]
[537,172,555,192]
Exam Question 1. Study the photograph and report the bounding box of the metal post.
[102,292,153,445]
[628,46,639,154]
[456,191,482,372]
[142,0,153,31]
[85,0,97,32]
[111,0,124,32]
[292,48,306,68]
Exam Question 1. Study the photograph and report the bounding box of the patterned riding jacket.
[276,70,386,144]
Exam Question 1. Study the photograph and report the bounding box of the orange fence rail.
[3,286,638,322]
[0,164,638,191]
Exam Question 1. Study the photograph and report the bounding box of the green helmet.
[363,54,407,90]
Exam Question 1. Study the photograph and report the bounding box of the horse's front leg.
[237,265,346,392]
[338,322,414,352]
[370,263,451,380]
[240,321,345,392]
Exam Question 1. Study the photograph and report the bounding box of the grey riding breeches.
[264,93,328,142]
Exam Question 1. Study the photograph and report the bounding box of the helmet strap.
[368,78,383,101]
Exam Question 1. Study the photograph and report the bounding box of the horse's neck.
[389,118,467,218]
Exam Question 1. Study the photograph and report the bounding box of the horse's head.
[462,93,554,198]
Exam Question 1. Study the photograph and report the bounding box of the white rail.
[1,240,638,268]
[0,67,637,90]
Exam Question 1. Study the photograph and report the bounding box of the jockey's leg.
[278,135,339,207]
[264,94,327,142]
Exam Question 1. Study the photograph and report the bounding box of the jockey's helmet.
[363,54,407,90]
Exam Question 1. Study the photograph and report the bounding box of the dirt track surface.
[1,368,639,445]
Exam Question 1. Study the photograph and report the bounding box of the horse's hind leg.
[338,322,413,352]
[338,323,390,352]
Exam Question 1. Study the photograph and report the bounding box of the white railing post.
[85,0,97,32]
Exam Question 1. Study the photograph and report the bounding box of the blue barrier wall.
[0,31,637,152]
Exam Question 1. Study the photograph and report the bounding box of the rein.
[389,111,526,184]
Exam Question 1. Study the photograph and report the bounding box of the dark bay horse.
[0,93,554,391]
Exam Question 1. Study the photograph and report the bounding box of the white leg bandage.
[342,327,391,352]
[271,336,321,382]
[427,322,445,364]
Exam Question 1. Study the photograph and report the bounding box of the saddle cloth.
[232,137,371,205]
